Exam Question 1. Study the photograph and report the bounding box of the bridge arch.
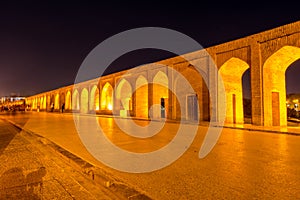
[90,85,100,111]
[101,82,113,111]
[42,95,47,110]
[72,89,80,111]
[80,88,89,114]
[263,45,300,126]
[135,75,148,118]
[116,79,132,117]
[54,93,60,110]
[152,71,169,119]
[174,65,207,121]
[60,92,65,110]
[219,57,250,124]
[65,91,71,110]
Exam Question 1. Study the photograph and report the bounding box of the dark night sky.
[0,1,299,97]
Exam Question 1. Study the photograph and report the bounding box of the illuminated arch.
[153,71,169,119]
[116,79,132,117]
[219,57,249,124]
[174,66,206,121]
[72,89,80,110]
[263,46,300,126]
[33,98,37,109]
[54,93,60,110]
[101,82,113,110]
[135,75,148,118]
[90,85,100,111]
[47,95,51,110]
[60,93,65,108]
[81,88,89,114]
[65,91,71,110]
[42,95,47,109]
[50,95,54,108]
[37,97,41,110]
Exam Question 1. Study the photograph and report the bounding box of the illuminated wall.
[101,83,113,110]
[90,85,100,111]
[152,71,168,119]
[219,58,249,124]
[116,79,132,117]
[65,91,71,110]
[263,46,300,126]
[80,88,89,114]
[72,90,79,110]
[135,75,148,118]
[174,65,207,121]
[24,21,300,127]
[54,94,60,110]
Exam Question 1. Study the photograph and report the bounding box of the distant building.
[0,96,26,104]
[286,93,300,110]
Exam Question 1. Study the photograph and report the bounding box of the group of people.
[50,103,65,113]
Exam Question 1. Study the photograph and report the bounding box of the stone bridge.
[25,21,300,127]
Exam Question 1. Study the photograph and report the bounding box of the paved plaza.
[0,118,125,199]
[1,112,300,199]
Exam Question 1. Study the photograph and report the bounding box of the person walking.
[61,103,65,113]
[51,103,54,112]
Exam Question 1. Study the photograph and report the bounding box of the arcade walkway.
[1,112,300,199]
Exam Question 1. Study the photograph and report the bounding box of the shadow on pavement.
[0,113,30,156]
[0,167,47,199]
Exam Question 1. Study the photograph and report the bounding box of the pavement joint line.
[1,117,153,200]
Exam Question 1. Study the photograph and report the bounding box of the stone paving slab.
[0,119,147,200]
[0,116,152,200]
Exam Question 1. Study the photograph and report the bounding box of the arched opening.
[90,85,100,111]
[153,71,169,119]
[116,79,132,117]
[219,57,250,124]
[38,97,42,110]
[81,88,89,114]
[54,93,60,110]
[263,46,300,126]
[101,83,113,111]
[65,91,71,110]
[174,65,206,122]
[47,95,51,111]
[286,59,300,125]
[242,69,252,124]
[72,90,80,111]
[33,98,37,110]
[42,95,47,110]
[60,92,65,111]
[50,95,54,111]
[135,75,148,118]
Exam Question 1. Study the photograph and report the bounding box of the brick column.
[250,41,264,126]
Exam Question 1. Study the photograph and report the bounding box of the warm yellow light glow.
[120,110,127,117]
[153,71,169,119]
[101,82,113,110]
[219,57,249,124]
[136,75,148,118]
[263,45,300,126]
[108,103,112,110]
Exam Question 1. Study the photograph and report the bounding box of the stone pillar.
[132,86,136,117]
[148,83,153,119]
[209,57,219,122]
[250,41,264,126]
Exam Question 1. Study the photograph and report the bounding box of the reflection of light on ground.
[96,117,178,153]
